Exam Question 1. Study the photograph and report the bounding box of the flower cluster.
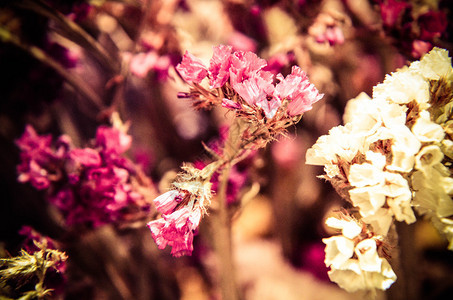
[147,164,215,257]
[176,45,323,147]
[308,12,345,46]
[16,117,150,228]
[306,47,453,291]
[375,0,448,58]
[323,214,396,293]
[147,45,323,257]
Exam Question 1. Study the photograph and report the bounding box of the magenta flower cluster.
[176,45,323,119]
[16,125,148,228]
[377,0,447,58]
[147,191,202,257]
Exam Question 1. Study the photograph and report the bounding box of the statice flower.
[147,164,215,257]
[16,115,150,228]
[175,45,323,148]
[375,0,448,59]
[323,214,396,293]
[308,12,345,46]
[307,47,453,291]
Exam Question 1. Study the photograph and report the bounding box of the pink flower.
[153,190,182,215]
[68,148,101,167]
[379,0,410,28]
[148,206,202,257]
[176,51,208,84]
[233,74,281,118]
[16,125,60,190]
[227,31,257,52]
[222,98,242,110]
[229,50,267,87]
[209,45,233,88]
[96,126,132,155]
[275,66,323,116]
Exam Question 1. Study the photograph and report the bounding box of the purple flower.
[16,124,149,228]
[176,51,208,84]
[148,206,202,257]
[209,45,233,88]
[16,125,60,190]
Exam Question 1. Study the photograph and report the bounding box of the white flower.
[349,185,387,217]
[386,125,421,172]
[325,217,362,239]
[355,239,382,272]
[366,151,387,170]
[411,111,445,143]
[413,47,453,81]
[343,92,373,124]
[414,145,444,170]
[323,236,355,269]
[343,92,381,134]
[348,163,386,187]
[327,257,396,293]
[306,124,366,165]
[373,67,430,107]
[327,259,365,293]
[362,208,394,235]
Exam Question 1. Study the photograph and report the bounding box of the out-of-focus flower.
[16,118,150,228]
[16,126,61,190]
[308,13,345,46]
[124,51,172,79]
[379,0,410,28]
[375,0,448,59]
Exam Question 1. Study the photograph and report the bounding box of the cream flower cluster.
[323,216,396,293]
[307,47,453,292]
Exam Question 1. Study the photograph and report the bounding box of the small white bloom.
[373,67,430,107]
[367,259,397,290]
[306,124,366,165]
[362,208,394,235]
[323,236,355,269]
[325,217,362,239]
[366,151,387,170]
[411,111,445,143]
[355,239,382,272]
[383,172,410,198]
[387,193,416,224]
[327,260,366,293]
[415,145,444,170]
[413,47,453,81]
[349,185,387,217]
[324,164,340,178]
[348,163,386,187]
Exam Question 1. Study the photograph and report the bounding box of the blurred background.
[1,0,453,299]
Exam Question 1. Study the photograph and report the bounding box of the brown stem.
[211,163,240,300]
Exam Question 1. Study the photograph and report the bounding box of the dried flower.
[308,47,453,291]
[16,118,150,228]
